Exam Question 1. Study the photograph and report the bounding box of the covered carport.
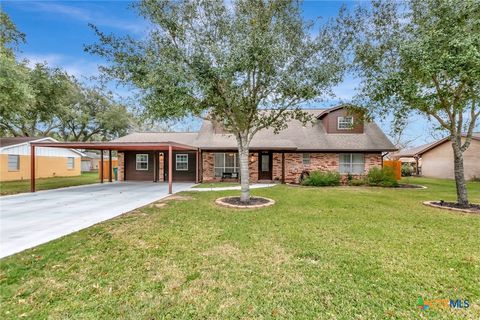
[30,141,200,194]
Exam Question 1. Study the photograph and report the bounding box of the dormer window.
[338,116,353,130]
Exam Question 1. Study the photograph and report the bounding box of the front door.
[258,151,272,180]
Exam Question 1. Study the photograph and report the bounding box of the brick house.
[111,106,397,184]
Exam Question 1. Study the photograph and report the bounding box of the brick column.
[159,152,165,182]
[117,152,125,181]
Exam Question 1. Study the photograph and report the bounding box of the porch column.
[168,145,173,194]
[100,150,104,183]
[108,150,112,182]
[153,151,158,182]
[282,152,285,183]
[30,145,36,192]
[195,149,199,184]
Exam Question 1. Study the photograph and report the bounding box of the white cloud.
[20,53,101,79]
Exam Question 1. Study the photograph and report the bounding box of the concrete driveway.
[0,182,194,258]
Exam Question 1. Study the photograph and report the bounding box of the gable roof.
[0,137,47,148]
[316,105,347,119]
[196,109,396,151]
[0,137,85,156]
[113,106,396,152]
[394,133,480,158]
[112,132,198,145]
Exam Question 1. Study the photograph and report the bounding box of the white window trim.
[339,153,365,174]
[67,157,75,170]
[214,152,239,177]
[302,153,311,165]
[175,154,189,171]
[136,154,149,171]
[338,116,354,130]
[8,154,20,172]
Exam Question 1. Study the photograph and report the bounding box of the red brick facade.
[201,151,382,183]
[117,152,125,181]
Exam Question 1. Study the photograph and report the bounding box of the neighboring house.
[391,133,480,180]
[0,137,83,181]
[109,106,396,183]
[81,151,117,172]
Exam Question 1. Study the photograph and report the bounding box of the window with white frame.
[176,154,188,171]
[302,153,310,165]
[8,155,19,171]
[339,154,365,174]
[214,153,239,177]
[136,154,148,170]
[67,157,75,169]
[338,116,354,129]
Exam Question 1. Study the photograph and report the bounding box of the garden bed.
[215,196,275,209]
[423,201,480,214]
[394,183,426,189]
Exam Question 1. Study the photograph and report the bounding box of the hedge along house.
[28,106,396,192]
[0,137,83,182]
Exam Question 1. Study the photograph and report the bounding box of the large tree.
[0,11,133,140]
[59,85,132,141]
[87,0,348,202]
[348,0,480,206]
[1,10,25,58]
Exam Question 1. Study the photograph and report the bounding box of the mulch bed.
[395,184,426,189]
[423,201,480,214]
[431,201,480,213]
[215,196,275,209]
[222,196,270,206]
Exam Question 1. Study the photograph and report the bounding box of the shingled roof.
[0,137,46,148]
[114,107,396,152]
[394,133,480,158]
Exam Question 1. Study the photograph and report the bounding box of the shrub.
[471,176,480,182]
[401,163,413,176]
[301,170,341,187]
[347,173,353,182]
[366,167,399,187]
[349,178,366,186]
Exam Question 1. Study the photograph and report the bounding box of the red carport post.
[100,150,104,183]
[30,144,35,192]
[168,145,173,194]
[195,149,199,184]
[108,150,112,182]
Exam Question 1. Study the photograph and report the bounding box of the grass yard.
[0,172,99,196]
[1,177,479,318]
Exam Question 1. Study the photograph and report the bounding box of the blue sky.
[3,0,437,145]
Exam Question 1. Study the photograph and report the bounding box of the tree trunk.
[452,140,469,206]
[237,134,251,203]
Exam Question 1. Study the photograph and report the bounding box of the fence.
[383,160,402,180]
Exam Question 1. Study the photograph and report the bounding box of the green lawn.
[1,177,479,318]
[0,172,99,196]
[193,181,240,188]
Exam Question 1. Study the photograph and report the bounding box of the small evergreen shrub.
[401,163,413,176]
[301,170,341,186]
[349,178,366,186]
[366,167,399,187]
